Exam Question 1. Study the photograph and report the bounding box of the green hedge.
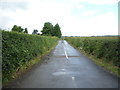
[65,37,119,67]
[2,31,58,82]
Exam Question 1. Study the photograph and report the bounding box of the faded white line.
[62,42,68,59]
[64,50,68,59]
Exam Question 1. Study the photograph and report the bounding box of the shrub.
[2,31,58,82]
[65,37,119,67]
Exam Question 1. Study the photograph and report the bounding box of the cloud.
[0,0,118,36]
[0,16,14,30]
[78,12,117,36]
[84,10,98,16]
[0,0,30,30]
[0,0,28,11]
[70,0,119,5]
[60,11,117,36]
[76,5,84,9]
[3,0,75,33]
[85,0,119,5]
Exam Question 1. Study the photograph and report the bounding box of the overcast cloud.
[0,0,119,36]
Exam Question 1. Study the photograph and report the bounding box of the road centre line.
[62,42,68,59]
[64,49,68,59]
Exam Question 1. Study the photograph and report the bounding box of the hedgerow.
[2,31,58,82]
[65,37,119,67]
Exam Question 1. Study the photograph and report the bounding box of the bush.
[65,37,119,67]
[2,31,58,82]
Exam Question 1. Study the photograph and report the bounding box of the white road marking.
[64,50,68,59]
[72,77,75,80]
[62,43,69,59]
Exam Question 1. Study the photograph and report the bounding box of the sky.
[0,0,119,36]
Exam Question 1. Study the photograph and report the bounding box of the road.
[4,40,119,88]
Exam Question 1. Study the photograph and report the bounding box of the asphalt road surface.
[4,40,119,88]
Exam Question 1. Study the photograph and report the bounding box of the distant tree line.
[11,22,62,38]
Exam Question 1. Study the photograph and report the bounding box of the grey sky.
[0,1,28,11]
[0,0,119,36]
[0,0,29,30]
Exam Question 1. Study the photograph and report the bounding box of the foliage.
[2,31,58,82]
[65,37,119,67]
[41,22,54,36]
[11,25,24,32]
[41,22,62,38]
[53,24,62,38]
[24,28,28,33]
[32,29,38,34]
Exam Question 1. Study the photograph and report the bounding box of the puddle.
[53,72,67,75]
[52,69,80,76]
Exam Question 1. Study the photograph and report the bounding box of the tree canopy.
[41,22,54,36]
[41,22,62,38]
[53,24,62,38]
[24,28,28,33]
[32,29,38,34]
[11,25,28,34]
[11,25,24,32]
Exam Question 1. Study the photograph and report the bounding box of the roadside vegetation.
[2,22,62,84]
[65,36,120,77]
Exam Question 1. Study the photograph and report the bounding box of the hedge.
[2,31,58,82]
[65,37,119,67]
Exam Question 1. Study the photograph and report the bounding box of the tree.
[32,29,38,34]
[41,22,54,36]
[24,28,28,33]
[11,25,24,32]
[53,24,62,38]
[41,22,62,38]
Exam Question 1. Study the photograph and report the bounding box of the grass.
[81,50,119,77]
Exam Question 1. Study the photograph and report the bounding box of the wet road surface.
[4,40,119,88]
